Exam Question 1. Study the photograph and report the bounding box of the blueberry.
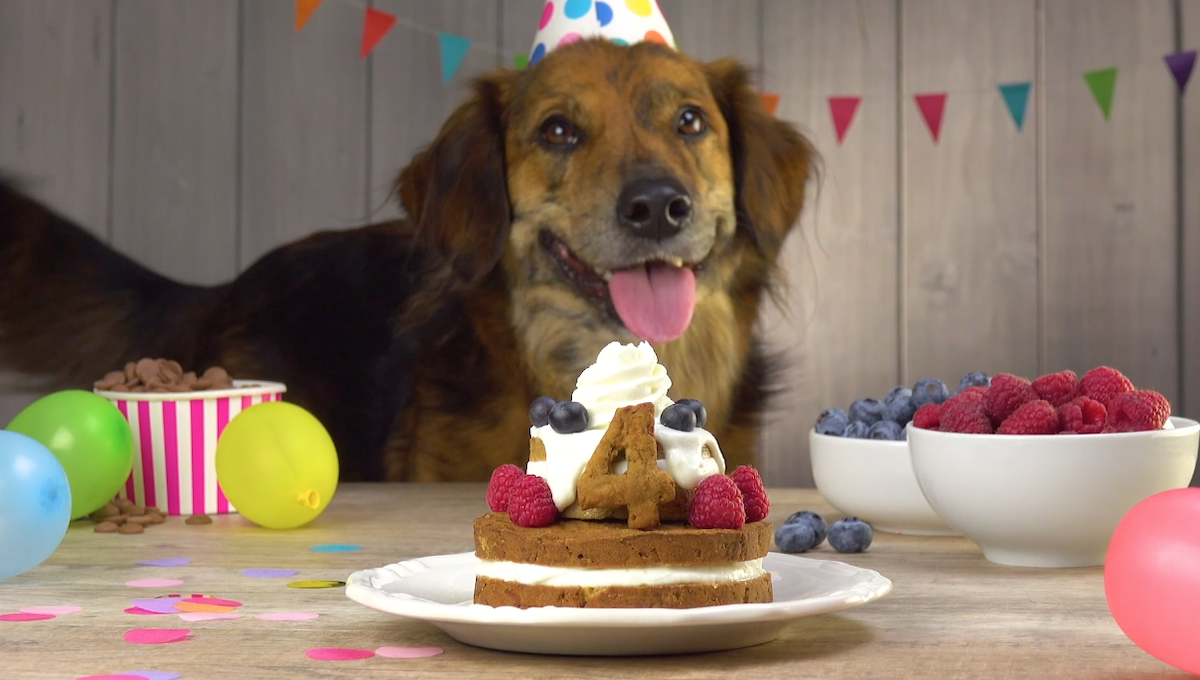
[884,386,912,405]
[549,400,589,434]
[660,403,697,432]
[883,394,917,425]
[844,421,870,438]
[676,398,707,428]
[849,398,886,425]
[815,408,850,436]
[957,371,992,393]
[828,517,873,553]
[867,420,905,441]
[784,510,827,547]
[774,522,817,553]
[911,378,950,408]
[529,395,557,428]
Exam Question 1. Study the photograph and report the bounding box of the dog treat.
[94,358,236,393]
[185,514,213,526]
[88,499,166,535]
[117,522,145,535]
[577,403,675,530]
[94,522,120,534]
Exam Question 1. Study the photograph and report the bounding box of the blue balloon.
[0,430,71,579]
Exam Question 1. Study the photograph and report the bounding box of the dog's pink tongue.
[608,262,696,344]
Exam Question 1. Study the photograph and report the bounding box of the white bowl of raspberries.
[907,366,1199,568]
[808,375,986,536]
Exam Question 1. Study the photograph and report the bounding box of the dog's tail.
[0,179,223,390]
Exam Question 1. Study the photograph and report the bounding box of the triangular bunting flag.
[439,32,472,83]
[914,93,947,143]
[1083,67,1117,120]
[360,7,397,60]
[1165,51,1197,93]
[758,93,781,116]
[997,82,1031,131]
[295,0,324,32]
[827,96,861,145]
[514,53,530,71]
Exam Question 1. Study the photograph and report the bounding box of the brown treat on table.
[130,505,145,516]
[577,403,675,529]
[94,522,120,533]
[117,522,145,535]
[107,514,130,524]
[91,503,120,519]
[125,515,155,525]
[185,514,213,525]
[146,513,166,525]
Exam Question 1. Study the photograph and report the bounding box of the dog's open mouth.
[539,230,698,344]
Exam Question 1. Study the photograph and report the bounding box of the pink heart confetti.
[123,672,181,680]
[124,628,190,645]
[182,597,241,607]
[177,612,242,622]
[76,675,150,680]
[305,648,374,661]
[0,612,55,622]
[21,605,82,615]
[124,607,166,616]
[126,579,184,588]
[255,611,319,622]
[136,557,191,567]
[375,646,444,659]
[131,599,184,614]
[241,568,298,579]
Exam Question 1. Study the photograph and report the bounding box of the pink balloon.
[1105,487,1200,675]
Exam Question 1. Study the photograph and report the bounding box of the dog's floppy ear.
[396,74,512,285]
[705,59,816,262]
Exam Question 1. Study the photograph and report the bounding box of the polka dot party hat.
[530,0,677,66]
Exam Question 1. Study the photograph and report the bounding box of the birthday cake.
[473,342,773,609]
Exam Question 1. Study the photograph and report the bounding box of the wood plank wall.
[1,0,1197,487]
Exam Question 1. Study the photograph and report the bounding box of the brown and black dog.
[0,39,815,483]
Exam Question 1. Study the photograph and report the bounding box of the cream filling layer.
[475,558,765,588]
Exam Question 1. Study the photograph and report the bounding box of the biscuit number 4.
[577,403,675,529]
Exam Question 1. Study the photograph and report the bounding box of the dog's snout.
[616,178,692,241]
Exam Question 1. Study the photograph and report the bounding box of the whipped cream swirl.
[572,341,674,430]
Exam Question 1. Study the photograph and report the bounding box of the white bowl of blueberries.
[806,373,993,537]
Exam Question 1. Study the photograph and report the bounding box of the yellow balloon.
[214,401,338,529]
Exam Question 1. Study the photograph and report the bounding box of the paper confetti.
[183,597,241,607]
[124,628,191,645]
[287,580,345,589]
[306,648,375,661]
[174,602,235,614]
[132,598,185,615]
[126,578,185,588]
[375,646,444,659]
[256,611,320,622]
[177,612,243,622]
[125,607,166,616]
[76,675,150,680]
[0,612,55,622]
[21,605,82,615]
[136,557,191,567]
[309,544,362,553]
[122,672,181,680]
[243,568,299,579]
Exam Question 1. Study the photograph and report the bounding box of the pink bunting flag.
[827,96,862,145]
[914,93,947,143]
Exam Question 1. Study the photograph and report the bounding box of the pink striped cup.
[94,380,287,515]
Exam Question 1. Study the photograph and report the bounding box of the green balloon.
[6,390,134,519]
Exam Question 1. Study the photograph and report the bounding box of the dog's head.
[398,39,814,377]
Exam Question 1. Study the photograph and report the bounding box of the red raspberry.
[486,464,525,512]
[1106,389,1171,432]
[1032,370,1080,407]
[913,403,941,430]
[1079,366,1134,408]
[506,475,558,527]
[983,373,1039,425]
[688,475,746,529]
[1057,397,1108,434]
[730,466,770,523]
[997,400,1058,435]
[939,392,994,434]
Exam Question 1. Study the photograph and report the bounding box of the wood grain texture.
[758,0,900,487]
[110,0,239,285]
[902,0,1039,385]
[1042,0,1179,403]
[658,0,760,65]
[1182,0,1200,486]
[0,484,1185,679]
[369,1,502,221]
[238,0,369,270]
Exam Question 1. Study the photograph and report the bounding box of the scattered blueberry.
[884,386,912,405]
[549,400,589,434]
[785,510,827,547]
[815,408,850,436]
[883,393,917,425]
[867,419,905,441]
[849,398,886,425]
[660,403,697,432]
[844,421,870,438]
[828,517,873,553]
[676,398,708,428]
[774,522,817,553]
[911,378,950,408]
[957,371,992,393]
[529,395,557,428]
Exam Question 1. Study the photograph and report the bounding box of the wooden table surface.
[0,484,1188,680]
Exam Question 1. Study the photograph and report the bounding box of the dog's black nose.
[616,178,692,241]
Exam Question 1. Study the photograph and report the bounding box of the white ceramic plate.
[344,552,892,656]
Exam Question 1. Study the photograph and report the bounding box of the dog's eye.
[539,116,582,148]
[676,107,707,137]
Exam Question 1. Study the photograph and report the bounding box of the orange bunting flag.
[360,7,397,59]
[295,0,324,32]
[758,93,781,116]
